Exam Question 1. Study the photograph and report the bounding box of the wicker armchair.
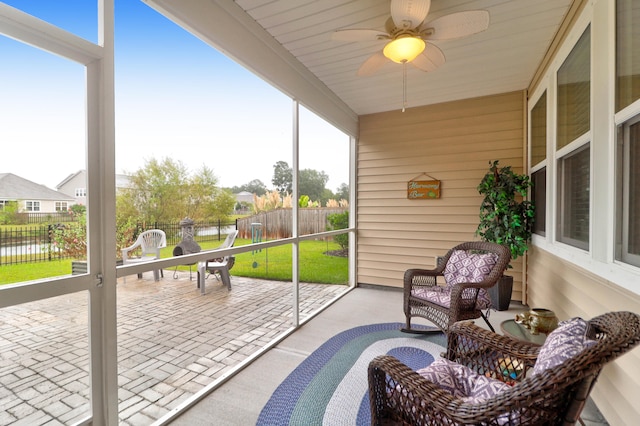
[369,311,640,425]
[403,241,511,334]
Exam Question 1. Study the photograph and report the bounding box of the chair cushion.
[532,317,596,376]
[417,358,511,400]
[444,250,498,287]
[411,287,491,310]
[444,250,497,309]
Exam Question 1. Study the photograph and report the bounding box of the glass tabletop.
[500,319,548,345]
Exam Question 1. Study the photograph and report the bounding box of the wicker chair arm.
[404,268,442,290]
[369,355,460,425]
[369,355,533,425]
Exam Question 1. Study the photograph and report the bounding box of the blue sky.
[0,0,349,193]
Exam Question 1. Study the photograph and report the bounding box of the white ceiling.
[147,0,572,131]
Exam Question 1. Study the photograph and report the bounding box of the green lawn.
[0,238,348,286]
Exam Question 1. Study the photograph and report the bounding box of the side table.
[500,319,548,346]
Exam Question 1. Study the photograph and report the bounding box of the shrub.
[327,211,349,250]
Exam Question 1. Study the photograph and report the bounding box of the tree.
[272,161,292,195]
[230,179,268,196]
[208,188,236,221]
[299,168,328,202]
[335,183,349,201]
[118,158,229,224]
[123,157,190,223]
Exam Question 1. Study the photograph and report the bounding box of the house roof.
[55,170,84,189]
[147,0,573,134]
[0,173,75,202]
[56,170,132,190]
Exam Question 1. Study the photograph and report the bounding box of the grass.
[0,259,73,285]
[167,238,348,284]
[0,238,348,286]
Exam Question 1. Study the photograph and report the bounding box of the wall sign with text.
[407,175,441,199]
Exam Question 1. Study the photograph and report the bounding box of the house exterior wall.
[357,91,526,301]
[526,0,640,421]
[57,171,87,206]
[527,246,640,424]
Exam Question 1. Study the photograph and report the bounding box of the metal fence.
[0,211,76,225]
[0,220,236,266]
[0,225,59,265]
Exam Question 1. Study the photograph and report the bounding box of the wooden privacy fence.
[236,208,347,240]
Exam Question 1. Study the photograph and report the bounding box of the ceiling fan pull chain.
[402,61,407,112]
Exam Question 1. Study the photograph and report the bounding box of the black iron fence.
[0,220,236,266]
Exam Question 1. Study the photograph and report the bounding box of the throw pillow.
[532,317,596,376]
[417,358,511,400]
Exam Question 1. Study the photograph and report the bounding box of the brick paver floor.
[0,272,347,425]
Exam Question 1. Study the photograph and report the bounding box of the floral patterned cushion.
[417,358,511,400]
[411,287,491,310]
[532,317,596,376]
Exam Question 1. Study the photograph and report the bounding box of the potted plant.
[476,160,535,310]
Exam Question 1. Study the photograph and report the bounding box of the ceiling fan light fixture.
[383,36,425,63]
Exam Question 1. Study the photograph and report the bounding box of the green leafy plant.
[476,160,535,262]
[327,211,349,251]
[48,210,87,260]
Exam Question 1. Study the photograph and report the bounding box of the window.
[557,145,590,250]
[616,116,640,266]
[55,202,68,212]
[556,26,591,250]
[531,92,547,166]
[616,0,640,112]
[75,188,87,197]
[532,168,546,236]
[557,27,590,150]
[531,91,547,237]
[0,200,7,211]
[25,201,41,212]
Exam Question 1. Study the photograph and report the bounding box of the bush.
[327,211,348,250]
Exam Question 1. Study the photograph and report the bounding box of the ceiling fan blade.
[357,51,389,76]
[411,43,445,72]
[331,28,389,42]
[421,10,490,40]
[391,0,431,30]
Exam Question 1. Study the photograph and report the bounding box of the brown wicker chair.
[403,241,511,334]
[369,311,640,425]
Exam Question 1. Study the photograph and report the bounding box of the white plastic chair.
[121,229,167,282]
[197,230,238,293]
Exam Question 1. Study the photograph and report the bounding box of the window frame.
[25,200,41,212]
[616,113,640,266]
[553,24,592,252]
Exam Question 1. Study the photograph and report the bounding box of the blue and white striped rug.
[257,323,446,426]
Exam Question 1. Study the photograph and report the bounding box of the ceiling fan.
[331,0,490,110]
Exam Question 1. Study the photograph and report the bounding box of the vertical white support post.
[292,100,300,326]
[88,0,117,424]
[348,134,357,288]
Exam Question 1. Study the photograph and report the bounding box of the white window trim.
[529,0,640,296]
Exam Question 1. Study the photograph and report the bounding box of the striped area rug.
[257,323,446,426]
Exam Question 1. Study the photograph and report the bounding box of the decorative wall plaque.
[408,173,441,199]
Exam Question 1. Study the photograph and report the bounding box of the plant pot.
[489,275,513,311]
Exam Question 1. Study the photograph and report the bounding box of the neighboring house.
[0,173,75,213]
[56,170,131,205]
[235,191,254,204]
